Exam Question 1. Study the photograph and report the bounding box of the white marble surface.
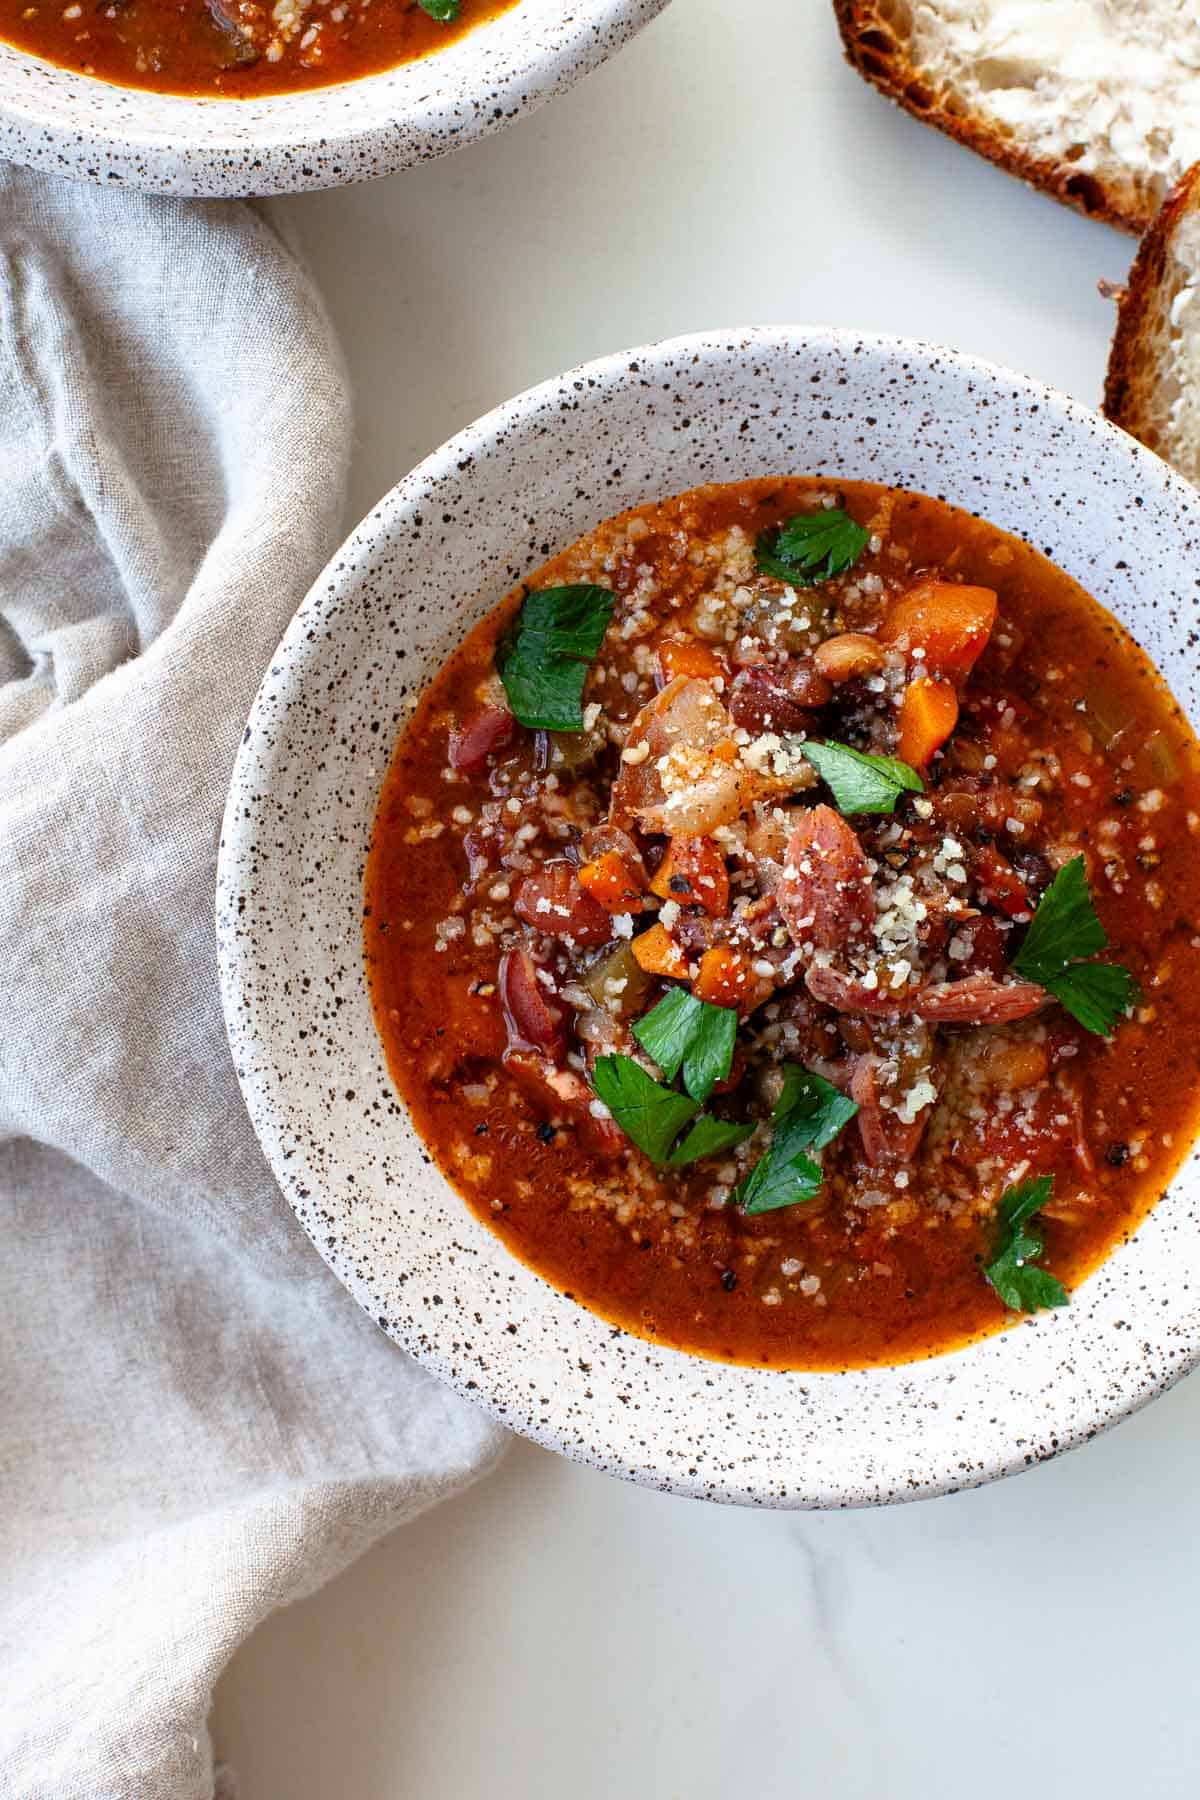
[212,0,1200,1790]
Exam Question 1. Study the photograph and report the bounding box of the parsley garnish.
[1011,855,1135,1036]
[755,508,870,586]
[739,1143,824,1213]
[591,1053,753,1166]
[737,1065,858,1215]
[983,1174,1069,1314]
[667,1115,756,1167]
[418,0,460,18]
[632,988,737,1103]
[802,740,924,816]
[495,584,615,732]
[591,1056,701,1163]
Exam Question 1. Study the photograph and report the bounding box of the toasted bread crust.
[1104,163,1200,446]
[834,0,1146,236]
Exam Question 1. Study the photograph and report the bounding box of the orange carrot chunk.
[897,676,960,769]
[649,837,731,917]
[693,944,751,1008]
[656,638,727,687]
[879,581,997,681]
[630,922,690,979]
[577,851,647,914]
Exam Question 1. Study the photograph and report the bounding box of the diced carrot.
[577,850,647,914]
[710,739,739,765]
[656,638,726,686]
[649,837,731,916]
[693,944,769,1014]
[897,676,959,769]
[879,581,997,681]
[630,922,690,979]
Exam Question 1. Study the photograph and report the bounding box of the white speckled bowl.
[0,0,666,196]
[217,327,1200,1507]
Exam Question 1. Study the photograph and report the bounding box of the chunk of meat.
[914,973,1045,1023]
[728,661,832,734]
[850,1057,932,1167]
[514,862,614,946]
[805,962,911,1015]
[611,676,755,838]
[448,705,515,773]
[502,1048,626,1156]
[499,950,566,1058]
[778,805,876,954]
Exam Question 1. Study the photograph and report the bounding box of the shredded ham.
[850,1057,933,1167]
[914,973,1046,1024]
[778,804,876,954]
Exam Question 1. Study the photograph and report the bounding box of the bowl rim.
[218,323,1200,1507]
[0,0,669,196]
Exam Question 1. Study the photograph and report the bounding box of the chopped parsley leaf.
[738,1147,823,1213]
[667,1116,756,1167]
[802,740,924,816]
[590,1056,699,1164]
[983,1175,1069,1314]
[755,508,870,586]
[1011,855,1135,1036]
[738,1065,858,1215]
[495,584,615,731]
[632,987,737,1102]
[1046,962,1137,1037]
[591,1052,749,1168]
[418,0,461,18]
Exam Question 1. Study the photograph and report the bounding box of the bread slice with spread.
[1104,163,1200,482]
[834,1,1200,235]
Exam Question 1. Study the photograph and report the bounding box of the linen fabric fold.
[0,167,506,1800]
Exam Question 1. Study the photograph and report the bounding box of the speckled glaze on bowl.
[0,0,667,196]
[217,327,1200,1508]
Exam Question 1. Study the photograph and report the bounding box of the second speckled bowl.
[0,0,668,196]
[217,327,1200,1507]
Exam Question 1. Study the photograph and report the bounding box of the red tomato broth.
[364,479,1200,1369]
[0,0,517,98]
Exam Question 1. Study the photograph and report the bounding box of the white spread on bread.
[906,0,1200,196]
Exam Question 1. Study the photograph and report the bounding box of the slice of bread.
[835,1,1200,235]
[1105,163,1200,482]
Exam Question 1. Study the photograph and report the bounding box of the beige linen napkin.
[0,168,506,1799]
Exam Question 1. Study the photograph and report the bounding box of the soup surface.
[0,0,515,97]
[365,479,1200,1369]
